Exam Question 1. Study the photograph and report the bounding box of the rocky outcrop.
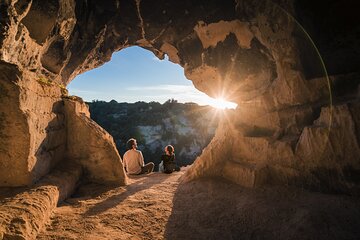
[63,97,127,185]
[295,103,360,192]
[0,163,82,239]
[0,0,359,194]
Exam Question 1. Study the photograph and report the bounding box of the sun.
[193,92,237,110]
[208,97,237,109]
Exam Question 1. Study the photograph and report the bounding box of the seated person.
[123,138,154,175]
[161,145,180,174]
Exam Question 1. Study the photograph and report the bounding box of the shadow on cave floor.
[38,168,360,240]
[37,170,182,239]
[80,173,172,217]
[164,177,360,240]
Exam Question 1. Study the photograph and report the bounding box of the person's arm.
[139,151,145,167]
[123,154,128,172]
[162,155,169,164]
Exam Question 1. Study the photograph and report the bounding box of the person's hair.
[126,138,136,150]
[166,145,174,154]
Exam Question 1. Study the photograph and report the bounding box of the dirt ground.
[37,168,360,240]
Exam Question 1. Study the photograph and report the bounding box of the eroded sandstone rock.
[0,0,359,195]
[0,162,82,239]
[0,61,66,186]
[63,97,127,185]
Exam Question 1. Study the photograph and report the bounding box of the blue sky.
[67,46,237,108]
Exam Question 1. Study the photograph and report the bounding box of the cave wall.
[0,0,359,192]
[0,61,66,186]
[0,0,126,186]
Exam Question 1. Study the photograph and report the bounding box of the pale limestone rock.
[194,20,254,49]
[160,43,180,64]
[184,64,223,99]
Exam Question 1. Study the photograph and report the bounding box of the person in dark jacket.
[161,145,180,174]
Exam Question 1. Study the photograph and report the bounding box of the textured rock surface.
[0,163,82,239]
[64,97,127,185]
[0,61,66,186]
[0,0,359,192]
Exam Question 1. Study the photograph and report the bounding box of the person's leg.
[140,162,154,174]
[163,163,174,174]
[164,168,173,174]
[174,165,180,171]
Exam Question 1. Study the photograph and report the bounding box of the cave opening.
[1,1,360,238]
[67,46,237,171]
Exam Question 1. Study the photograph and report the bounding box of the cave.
[0,0,359,239]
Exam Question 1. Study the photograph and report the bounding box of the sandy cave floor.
[37,168,360,240]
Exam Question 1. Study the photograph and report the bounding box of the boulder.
[63,97,127,185]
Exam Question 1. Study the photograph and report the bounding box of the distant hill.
[87,99,220,170]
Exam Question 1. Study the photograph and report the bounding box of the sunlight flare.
[207,97,237,109]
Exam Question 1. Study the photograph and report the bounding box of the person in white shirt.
[123,138,154,175]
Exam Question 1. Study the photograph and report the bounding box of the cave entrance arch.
[68,46,230,172]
